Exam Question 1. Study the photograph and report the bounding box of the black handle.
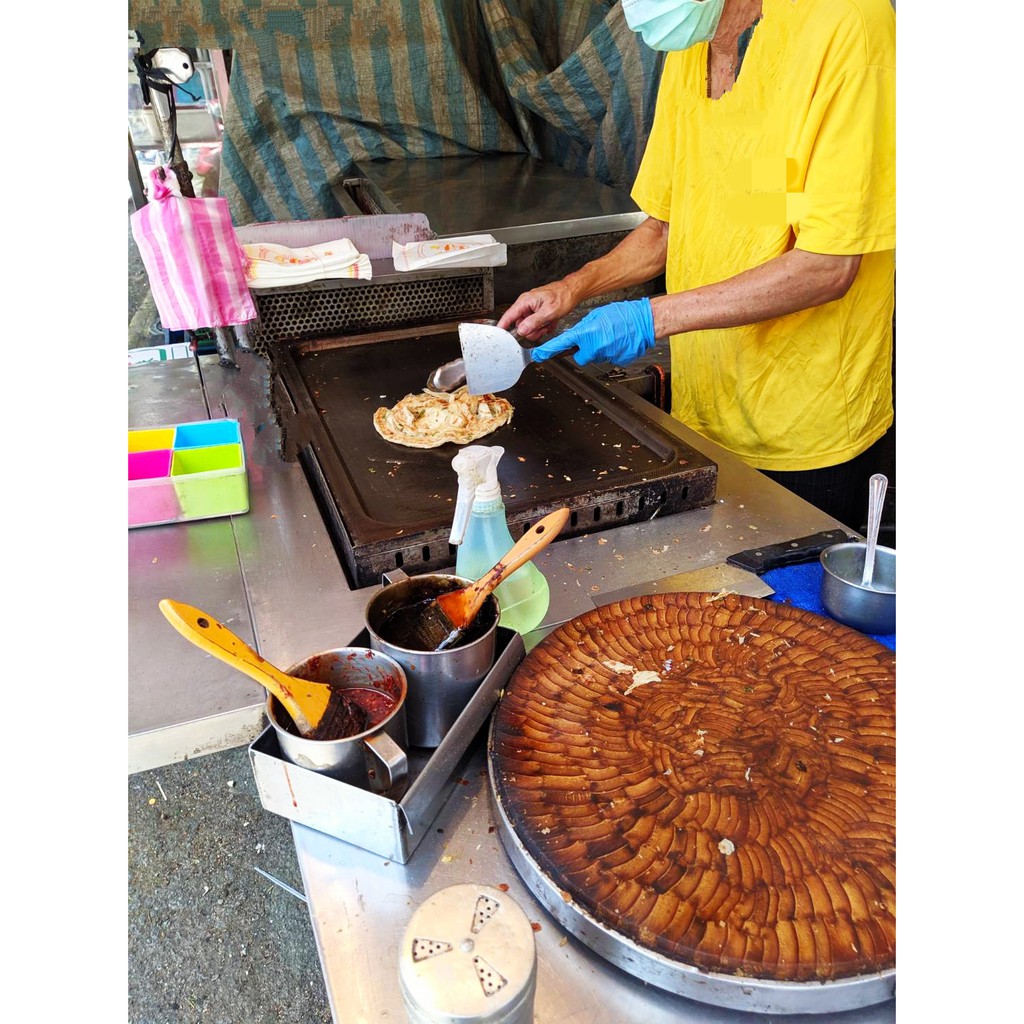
[725,529,853,574]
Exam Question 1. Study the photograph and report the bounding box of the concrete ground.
[128,217,331,1023]
[128,747,331,1024]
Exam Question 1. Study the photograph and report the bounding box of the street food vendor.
[498,0,896,529]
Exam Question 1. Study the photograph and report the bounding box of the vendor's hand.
[497,281,576,342]
[530,299,656,367]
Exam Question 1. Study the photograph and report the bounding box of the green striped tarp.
[130,1,663,224]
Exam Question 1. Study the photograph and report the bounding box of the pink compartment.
[129,450,172,481]
[129,449,180,527]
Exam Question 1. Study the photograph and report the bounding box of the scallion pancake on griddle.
[373,386,513,449]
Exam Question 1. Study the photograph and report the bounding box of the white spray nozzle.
[449,445,504,545]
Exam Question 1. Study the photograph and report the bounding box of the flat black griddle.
[270,321,717,587]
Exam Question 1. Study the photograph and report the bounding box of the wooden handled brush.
[406,507,570,652]
[158,599,347,738]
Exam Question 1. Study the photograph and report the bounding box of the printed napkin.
[242,238,372,289]
[392,234,507,271]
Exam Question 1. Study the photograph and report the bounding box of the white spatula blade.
[458,322,533,395]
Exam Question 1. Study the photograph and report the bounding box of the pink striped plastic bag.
[130,167,257,331]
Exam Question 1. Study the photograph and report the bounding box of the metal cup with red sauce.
[267,647,410,797]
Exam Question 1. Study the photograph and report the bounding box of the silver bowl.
[820,542,896,635]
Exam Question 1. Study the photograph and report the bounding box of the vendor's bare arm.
[562,215,670,305]
[500,216,670,339]
[649,248,862,340]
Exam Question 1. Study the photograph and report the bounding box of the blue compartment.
[174,419,241,450]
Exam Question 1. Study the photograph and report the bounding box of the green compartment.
[171,444,248,520]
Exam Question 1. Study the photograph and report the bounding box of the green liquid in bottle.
[455,497,550,635]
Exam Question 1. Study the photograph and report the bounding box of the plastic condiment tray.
[129,418,248,528]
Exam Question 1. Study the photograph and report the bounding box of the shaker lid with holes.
[398,883,537,1024]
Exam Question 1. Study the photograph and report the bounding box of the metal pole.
[128,133,147,211]
[149,88,195,198]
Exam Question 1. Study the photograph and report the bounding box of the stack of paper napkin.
[242,238,372,288]
[392,234,507,272]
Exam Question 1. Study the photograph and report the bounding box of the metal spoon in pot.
[861,473,889,588]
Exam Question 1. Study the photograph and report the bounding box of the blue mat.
[762,562,895,651]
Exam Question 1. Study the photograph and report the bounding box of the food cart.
[128,5,896,1020]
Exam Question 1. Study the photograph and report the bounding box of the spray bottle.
[450,445,550,635]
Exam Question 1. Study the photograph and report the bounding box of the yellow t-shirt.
[630,0,896,471]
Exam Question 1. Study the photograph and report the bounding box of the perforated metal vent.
[472,895,501,933]
[252,271,492,348]
[412,938,453,962]
[472,955,508,996]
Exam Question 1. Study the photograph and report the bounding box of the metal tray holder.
[249,626,525,863]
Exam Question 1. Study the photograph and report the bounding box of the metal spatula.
[426,323,525,394]
[457,322,535,395]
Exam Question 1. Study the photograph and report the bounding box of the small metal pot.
[365,569,499,748]
[820,542,896,635]
[266,647,409,797]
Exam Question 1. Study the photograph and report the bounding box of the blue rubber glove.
[530,298,656,367]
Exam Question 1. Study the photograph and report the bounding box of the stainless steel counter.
[128,351,894,1020]
[128,354,369,773]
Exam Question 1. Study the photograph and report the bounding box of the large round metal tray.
[486,592,896,1015]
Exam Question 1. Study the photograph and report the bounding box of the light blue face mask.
[622,0,727,52]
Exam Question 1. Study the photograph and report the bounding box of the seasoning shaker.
[398,883,537,1024]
